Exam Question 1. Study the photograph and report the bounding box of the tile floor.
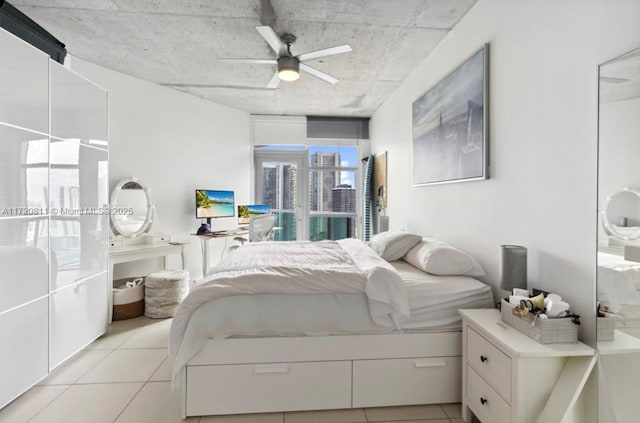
[0,317,470,423]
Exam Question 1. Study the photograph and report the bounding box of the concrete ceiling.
[12,0,477,117]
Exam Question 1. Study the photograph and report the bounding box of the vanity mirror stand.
[107,177,186,323]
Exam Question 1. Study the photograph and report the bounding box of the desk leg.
[180,246,187,271]
[107,261,114,327]
[201,238,210,278]
[160,247,187,272]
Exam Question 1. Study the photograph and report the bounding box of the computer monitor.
[195,190,235,227]
[237,204,270,225]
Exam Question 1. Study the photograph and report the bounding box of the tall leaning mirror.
[597,45,640,423]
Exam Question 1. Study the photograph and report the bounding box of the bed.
[598,251,640,336]
[169,237,493,418]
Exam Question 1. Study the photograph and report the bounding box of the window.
[307,145,358,240]
[255,144,360,241]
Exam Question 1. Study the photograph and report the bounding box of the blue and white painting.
[412,45,488,186]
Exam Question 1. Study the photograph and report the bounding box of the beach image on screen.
[238,204,270,224]
[196,190,235,218]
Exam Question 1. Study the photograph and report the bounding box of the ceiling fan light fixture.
[277,56,300,81]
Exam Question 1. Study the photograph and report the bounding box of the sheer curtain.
[362,155,374,241]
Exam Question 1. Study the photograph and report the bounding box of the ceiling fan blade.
[600,77,630,84]
[256,26,285,55]
[266,71,281,89]
[300,63,338,84]
[297,45,352,62]
[218,58,277,65]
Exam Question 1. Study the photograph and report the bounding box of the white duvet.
[169,239,410,381]
[598,252,640,312]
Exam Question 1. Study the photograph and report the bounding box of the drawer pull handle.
[480,397,488,405]
[480,355,488,363]
[413,360,447,368]
[253,366,289,374]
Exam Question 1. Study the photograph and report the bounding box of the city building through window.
[254,145,360,241]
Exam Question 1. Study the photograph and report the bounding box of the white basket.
[113,284,144,305]
[112,277,145,320]
[597,317,615,341]
[501,299,578,344]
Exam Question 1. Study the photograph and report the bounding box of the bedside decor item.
[597,304,615,341]
[412,44,489,186]
[500,290,580,344]
[500,298,579,344]
[499,244,527,291]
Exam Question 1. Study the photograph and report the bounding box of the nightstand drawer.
[466,365,511,423]
[467,327,511,402]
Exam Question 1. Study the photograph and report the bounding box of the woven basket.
[112,277,145,321]
[501,298,578,344]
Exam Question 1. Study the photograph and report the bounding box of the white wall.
[71,57,251,280]
[370,0,640,344]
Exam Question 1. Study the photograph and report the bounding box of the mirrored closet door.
[597,45,640,423]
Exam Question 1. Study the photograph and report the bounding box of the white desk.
[193,229,248,278]
[108,242,186,323]
[194,227,284,277]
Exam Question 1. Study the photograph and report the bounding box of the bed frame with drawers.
[180,331,462,417]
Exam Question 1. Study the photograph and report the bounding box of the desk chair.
[232,214,277,247]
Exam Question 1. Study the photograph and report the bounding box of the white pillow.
[403,238,486,277]
[369,231,422,261]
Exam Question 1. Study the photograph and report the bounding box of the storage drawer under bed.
[185,360,351,416]
[352,356,462,407]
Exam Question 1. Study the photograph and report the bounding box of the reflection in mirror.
[110,178,154,238]
[597,45,640,423]
[0,125,48,210]
[0,218,49,313]
[600,187,640,242]
[49,142,108,289]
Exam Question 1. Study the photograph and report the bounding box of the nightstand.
[459,309,595,423]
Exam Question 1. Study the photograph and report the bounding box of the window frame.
[254,144,362,241]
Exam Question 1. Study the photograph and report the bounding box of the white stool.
[144,269,189,318]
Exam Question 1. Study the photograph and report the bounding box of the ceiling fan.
[220,26,352,88]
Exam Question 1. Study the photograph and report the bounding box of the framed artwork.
[412,44,489,186]
[374,151,387,211]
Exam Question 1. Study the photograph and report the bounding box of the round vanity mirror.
[110,178,154,237]
[601,187,640,240]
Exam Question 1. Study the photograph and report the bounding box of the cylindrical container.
[144,269,190,318]
[500,245,527,292]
